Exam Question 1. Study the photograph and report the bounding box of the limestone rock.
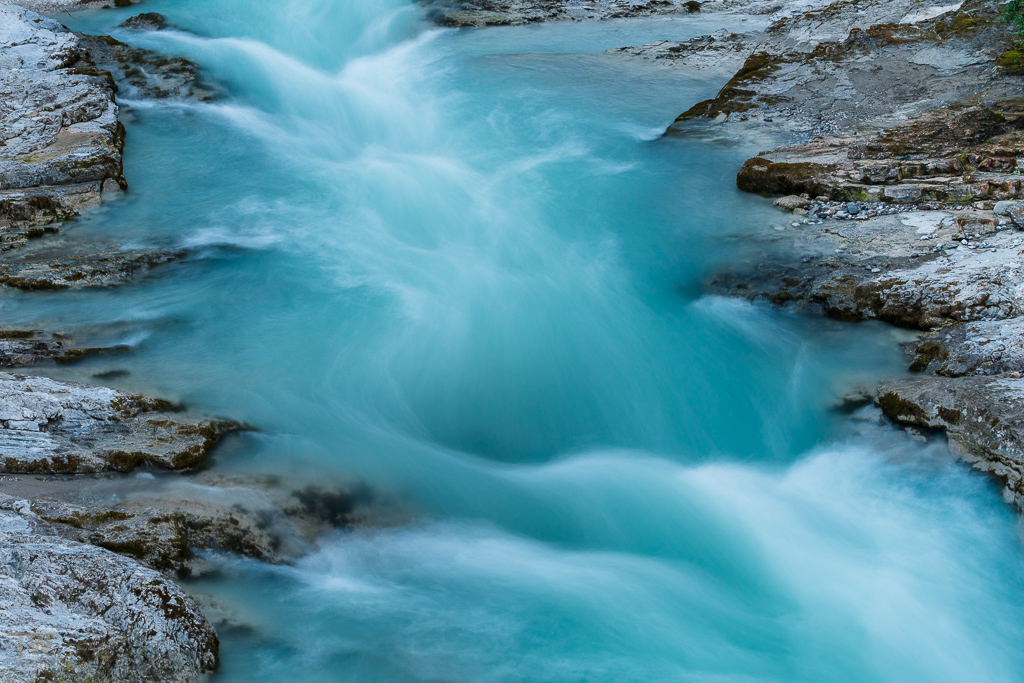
[667,0,1016,138]
[424,0,697,27]
[76,33,218,102]
[906,318,1024,376]
[0,374,242,474]
[0,510,218,682]
[0,243,186,290]
[877,377,1024,508]
[0,3,126,229]
[773,195,811,211]
[604,31,760,76]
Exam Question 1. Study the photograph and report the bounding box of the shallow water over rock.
[27,1,1024,680]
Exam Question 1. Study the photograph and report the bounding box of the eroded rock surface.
[426,0,702,27]
[0,3,126,230]
[605,30,761,76]
[667,0,1015,138]
[877,377,1024,507]
[0,374,242,474]
[77,31,217,101]
[0,510,218,683]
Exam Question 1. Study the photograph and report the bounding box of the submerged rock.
[0,510,218,682]
[0,374,242,474]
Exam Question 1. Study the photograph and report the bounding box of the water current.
[23,1,1024,680]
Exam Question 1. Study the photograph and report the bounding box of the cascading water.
[28,1,1024,680]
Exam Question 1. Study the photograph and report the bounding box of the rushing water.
[24,1,1024,680]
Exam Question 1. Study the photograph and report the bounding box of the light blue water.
[23,1,1024,680]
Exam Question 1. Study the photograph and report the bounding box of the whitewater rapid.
[30,1,1024,680]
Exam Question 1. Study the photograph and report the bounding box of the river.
[30,0,1024,680]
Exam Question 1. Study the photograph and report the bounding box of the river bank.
[2,0,1024,681]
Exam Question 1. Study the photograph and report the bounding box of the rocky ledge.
[0,509,219,683]
[651,0,1024,509]
[0,5,316,680]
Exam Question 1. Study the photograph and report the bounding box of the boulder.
[0,510,218,682]
[773,195,812,211]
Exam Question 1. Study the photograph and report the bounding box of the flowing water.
[25,1,1024,680]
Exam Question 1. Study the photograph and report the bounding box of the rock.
[0,472,378,576]
[0,3,126,229]
[1008,202,1024,228]
[118,12,170,31]
[605,31,761,77]
[0,510,218,682]
[773,195,811,211]
[906,318,1024,377]
[993,200,1018,216]
[667,0,1016,137]
[76,33,218,102]
[0,332,128,367]
[0,374,243,474]
[424,0,699,28]
[0,244,186,290]
[877,377,1024,509]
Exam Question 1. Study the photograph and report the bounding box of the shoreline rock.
[0,509,219,683]
[662,0,1024,510]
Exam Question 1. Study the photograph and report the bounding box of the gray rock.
[1007,202,1024,229]
[993,200,1018,216]
[0,472,379,576]
[0,509,218,682]
[906,318,1024,377]
[0,374,242,474]
[424,0,701,27]
[667,0,1017,139]
[0,243,186,290]
[877,377,1024,509]
[76,32,218,102]
[0,3,126,229]
[773,195,811,211]
[605,31,762,78]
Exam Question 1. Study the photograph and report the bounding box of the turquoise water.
[25,1,1024,680]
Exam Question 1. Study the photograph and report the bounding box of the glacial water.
[22,1,1024,680]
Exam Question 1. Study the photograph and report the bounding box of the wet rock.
[0,3,126,230]
[877,377,1024,509]
[119,13,170,31]
[0,473,379,576]
[605,31,761,76]
[0,244,186,290]
[0,510,218,682]
[735,102,1024,205]
[76,32,218,101]
[906,318,1024,377]
[708,201,1024,329]
[773,194,811,211]
[0,374,243,475]
[0,332,129,367]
